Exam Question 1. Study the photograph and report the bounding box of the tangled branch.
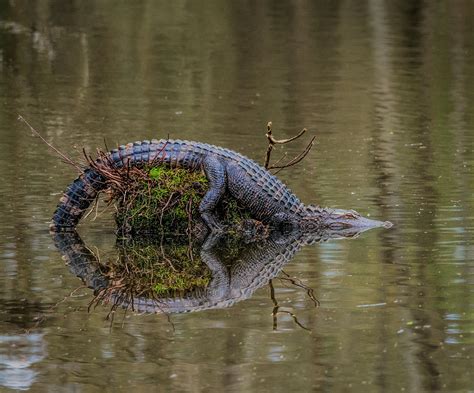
[18,115,83,173]
[263,121,315,173]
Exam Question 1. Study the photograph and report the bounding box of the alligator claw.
[202,231,224,251]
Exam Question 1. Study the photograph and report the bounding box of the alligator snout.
[328,209,393,230]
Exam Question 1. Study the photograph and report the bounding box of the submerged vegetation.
[99,239,211,298]
[96,233,257,303]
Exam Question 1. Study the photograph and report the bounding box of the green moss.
[113,164,251,235]
[106,240,212,297]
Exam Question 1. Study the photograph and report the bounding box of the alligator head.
[301,205,392,235]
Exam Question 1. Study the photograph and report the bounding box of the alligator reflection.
[53,226,368,316]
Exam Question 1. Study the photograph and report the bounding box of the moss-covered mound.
[94,160,251,235]
[114,166,209,235]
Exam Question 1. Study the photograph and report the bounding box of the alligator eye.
[344,213,358,219]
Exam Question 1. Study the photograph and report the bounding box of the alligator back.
[109,140,304,220]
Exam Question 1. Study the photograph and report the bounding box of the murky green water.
[1,1,473,392]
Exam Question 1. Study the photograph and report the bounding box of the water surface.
[0,2,473,392]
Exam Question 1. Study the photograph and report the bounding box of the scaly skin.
[51,139,391,232]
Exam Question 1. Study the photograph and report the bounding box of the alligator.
[53,225,369,314]
[51,139,392,232]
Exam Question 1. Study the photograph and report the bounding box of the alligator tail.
[50,168,107,231]
[52,230,109,291]
[50,141,165,231]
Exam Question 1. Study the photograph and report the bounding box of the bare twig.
[276,310,311,331]
[269,279,278,329]
[18,115,83,173]
[266,122,307,145]
[263,121,315,172]
[270,136,316,175]
[25,285,87,333]
[269,279,311,332]
[278,271,320,308]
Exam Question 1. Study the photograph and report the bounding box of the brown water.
[0,1,473,392]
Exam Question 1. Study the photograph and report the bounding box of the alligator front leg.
[200,233,230,300]
[199,156,227,232]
